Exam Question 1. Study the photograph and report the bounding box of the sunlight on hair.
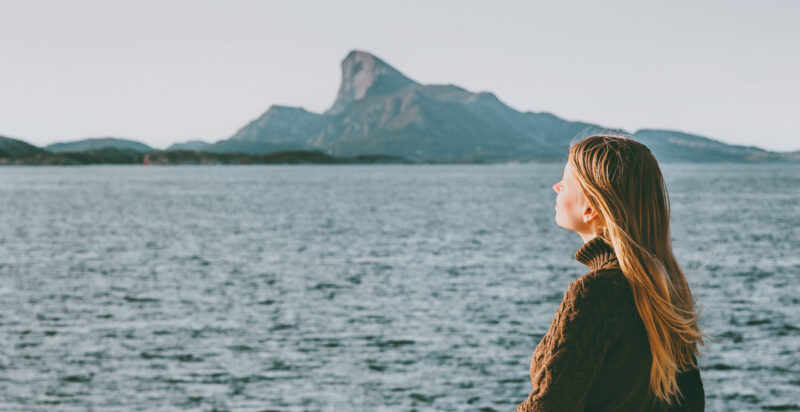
[566,133,709,406]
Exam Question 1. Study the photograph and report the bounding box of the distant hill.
[0,134,410,165]
[208,106,323,155]
[0,135,50,158]
[166,49,793,163]
[46,137,154,153]
[0,135,147,165]
[779,150,800,162]
[633,129,788,163]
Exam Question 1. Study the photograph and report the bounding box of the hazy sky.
[1,0,798,151]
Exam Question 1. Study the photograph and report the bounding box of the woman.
[514,134,706,411]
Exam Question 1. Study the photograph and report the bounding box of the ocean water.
[0,163,797,411]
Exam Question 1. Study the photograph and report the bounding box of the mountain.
[188,49,793,163]
[6,50,796,164]
[320,85,597,161]
[204,50,595,161]
[46,137,154,153]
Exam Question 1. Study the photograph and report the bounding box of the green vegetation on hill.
[45,137,154,153]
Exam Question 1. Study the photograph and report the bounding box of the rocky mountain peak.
[325,50,418,115]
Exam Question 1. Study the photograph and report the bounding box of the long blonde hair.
[568,133,706,405]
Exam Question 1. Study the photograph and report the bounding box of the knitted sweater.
[514,236,704,411]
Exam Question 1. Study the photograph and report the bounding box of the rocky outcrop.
[326,50,419,115]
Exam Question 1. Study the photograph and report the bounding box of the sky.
[0,0,798,151]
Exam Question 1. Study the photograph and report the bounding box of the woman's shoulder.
[562,267,634,315]
[570,267,631,297]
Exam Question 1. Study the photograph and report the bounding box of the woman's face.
[553,161,599,240]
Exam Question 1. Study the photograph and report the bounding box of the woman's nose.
[552,183,559,193]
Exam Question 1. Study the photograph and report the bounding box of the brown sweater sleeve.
[514,273,626,412]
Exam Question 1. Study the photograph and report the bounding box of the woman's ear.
[583,206,598,223]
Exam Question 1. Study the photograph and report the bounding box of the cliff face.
[325,50,419,116]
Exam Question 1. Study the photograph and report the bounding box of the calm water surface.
[0,163,798,411]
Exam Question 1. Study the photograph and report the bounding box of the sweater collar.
[575,236,619,271]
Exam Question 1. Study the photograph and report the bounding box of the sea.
[0,163,797,411]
